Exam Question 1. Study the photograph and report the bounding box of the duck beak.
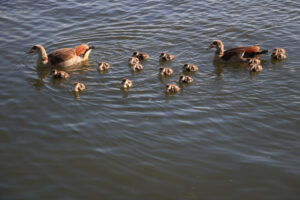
[89,46,95,50]
[207,44,214,50]
[27,49,33,54]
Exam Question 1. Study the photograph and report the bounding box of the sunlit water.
[0,1,300,199]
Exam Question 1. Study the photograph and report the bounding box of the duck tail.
[258,49,268,54]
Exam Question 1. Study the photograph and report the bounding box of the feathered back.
[75,44,89,56]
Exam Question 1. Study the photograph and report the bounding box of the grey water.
[0,1,300,199]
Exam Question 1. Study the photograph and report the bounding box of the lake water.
[1,1,300,199]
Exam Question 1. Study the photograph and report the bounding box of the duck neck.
[215,45,224,58]
[37,46,48,66]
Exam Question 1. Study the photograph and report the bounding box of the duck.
[247,58,263,72]
[52,69,69,79]
[271,48,287,60]
[73,82,86,92]
[28,44,95,68]
[132,51,149,61]
[131,63,143,72]
[179,75,193,83]
[121,78,132,89]
[166,84,180,94]
[159,67,174,76]
[208,40,268,63]
[183,63,198,72]
[128,56,140,66]
[159,52,174,61]
[98,62,110,71]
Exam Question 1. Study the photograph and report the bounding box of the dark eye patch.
[213,41,217,45]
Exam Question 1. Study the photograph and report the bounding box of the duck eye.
[32,46,37,50]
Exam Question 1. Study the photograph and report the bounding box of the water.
[1,1,300,199]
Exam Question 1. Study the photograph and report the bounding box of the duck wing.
[48,48,76,65]
[74,44,89,56]
[222,46,261,61]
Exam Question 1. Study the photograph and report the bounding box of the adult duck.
[28,44,95,68]
[208,40,267,63]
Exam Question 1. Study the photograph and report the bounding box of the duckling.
[247,58,263,72]
[121,78,132,89]
[73,82,86,92]
[183,63,198,72]
[132,51,149,61]
[98,62,110,71]
[208,40,268,63]
[131,63,143,72]
[271,48,287,60]
[179,75,193,83]
[52,69,69,79]
[247,58,261,65]
[129,56,140,66]
[249,64,263,72]
[28,44,95,68]
[159,52,174,61]
[166,84,180,94]
[159,67,174,76]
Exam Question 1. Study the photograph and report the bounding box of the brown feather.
[48,48,76,65]
[244,46,260,53]
[75,44,89,56]
[222,46,261,61]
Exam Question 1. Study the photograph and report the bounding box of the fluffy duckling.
[98,62,110,71]
[73,82,86,92]
[208,40,268,63]
[271,48,287,60]
[121,78,132,89]
[249,64,263,72]
[28,44,95,68]
[159,67,174,76]
[129,56,140,66]
[166,84,180,94]
[183,63,198,72]
[179,75,193,83]
[247,58,261,65]
[159,52,174,61]
[131,63,143,72]
[132,51,149,61]
[52,69,69,79]
[247,58,263,72]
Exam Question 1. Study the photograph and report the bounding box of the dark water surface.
[1,1,300,199]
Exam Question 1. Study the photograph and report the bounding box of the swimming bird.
[131,63,143,72]
[129,56,140,66]
[183,63,198,72]
[160,52,174,61]
[166,84,180,94]
[73,82,86,92]
[179,75,193,83]
[52,69,69,79]
[159,67,174,76]
[98,62,110,71]
[208,40,268,63]
[247,58,263,72]
[121,78,132,89]
[28,44,95,68]
[271,48,287,60]
[132,51,149,61]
